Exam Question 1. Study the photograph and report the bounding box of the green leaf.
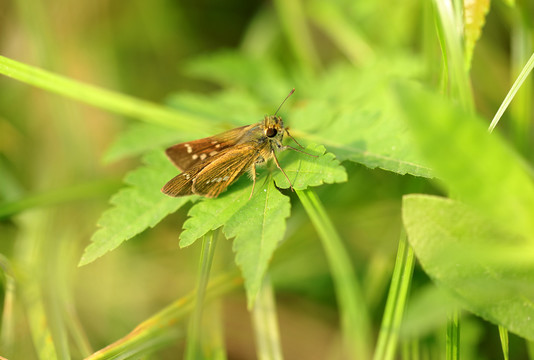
[180,179,290,307]
[184,52,433,178]
[180,145,346,247]
[396,84,534,239]
[79,151,190,266]
[403,194,534,341]
[179,179,251,248]
[288,60,433,178]
[104,91,264,163]
[184,52,292,104]
[272,144,347,189]
[180,145,346,305]
[225,180,290,308]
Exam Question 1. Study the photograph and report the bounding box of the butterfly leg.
[280,143,318,158]
[271,150,294,191]
[285,128,307,150]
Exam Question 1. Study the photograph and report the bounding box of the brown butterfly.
[161,89,316,198]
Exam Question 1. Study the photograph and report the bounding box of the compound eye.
[266,128,277,138]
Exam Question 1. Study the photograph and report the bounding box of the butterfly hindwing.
[161,163,201,197]
[192,144,259,198]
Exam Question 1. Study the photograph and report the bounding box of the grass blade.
[488,52,534,132]
[0,255,16,357]
[252,274,283,360]
[86,272,241,360]
[446,311,460,360]
[0,55,213,134]
[499,326,509,360]
[297,188,371,360]
[374,230,415,360]
[0,180,121,220]
[432,0,473,109]
[184,231,218,360]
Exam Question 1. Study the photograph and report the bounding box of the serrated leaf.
[396,84,534,240]
[180,144,346,247]
[179,179,251,247]
[464,0,490,70]
[180,177,290,306]
[79,151,189,266]
[224,180,291,307]
[179,144,345,305]
[272,144,347,189]
[403,194,534,340]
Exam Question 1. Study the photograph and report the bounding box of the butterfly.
[161,89,316,198]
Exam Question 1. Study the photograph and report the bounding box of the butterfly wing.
[192,144,259,198]
[165,125,253,171]
[161,161,204,197]
[162,143,259,198]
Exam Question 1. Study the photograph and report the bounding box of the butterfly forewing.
[192,144,258,198]
[165,125,251,171]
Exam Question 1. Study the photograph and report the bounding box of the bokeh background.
[1,0,533,359]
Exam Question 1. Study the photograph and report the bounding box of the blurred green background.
[1,0,533,359]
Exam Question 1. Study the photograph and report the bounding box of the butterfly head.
[263,115,285,142]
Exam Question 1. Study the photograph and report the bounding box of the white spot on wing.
[209,151,218,156]
[200,154,207,160]
[192,154,199,160]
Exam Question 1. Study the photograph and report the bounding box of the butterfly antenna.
[274,88,295,115]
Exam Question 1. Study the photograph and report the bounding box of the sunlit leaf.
[179,178,288,307]
[225,180,291,307]
[79,151,190,266]
[179,179,250,248]
[180,145,345,246]
[272,144,347,189]
[179,145,346,305]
